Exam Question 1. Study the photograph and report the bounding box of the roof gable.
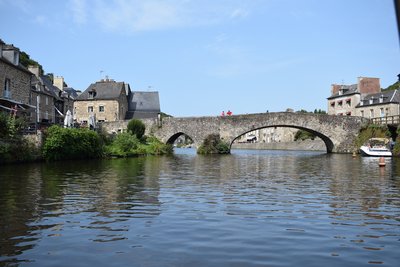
[77,80,126,100]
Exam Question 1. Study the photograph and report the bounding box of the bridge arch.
[230,125,334,152]
[166,132,194,146]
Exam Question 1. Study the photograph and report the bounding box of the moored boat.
[359,138,392,157]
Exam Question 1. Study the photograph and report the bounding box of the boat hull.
[359,146,392,157]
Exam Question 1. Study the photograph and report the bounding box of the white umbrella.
[64,110,72,128]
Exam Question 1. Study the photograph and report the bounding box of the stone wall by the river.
[231,139,326,151]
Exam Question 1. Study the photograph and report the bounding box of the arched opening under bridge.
[166,132,195,149]
[230,125,334,153]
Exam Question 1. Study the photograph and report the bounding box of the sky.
[0,0,399,117]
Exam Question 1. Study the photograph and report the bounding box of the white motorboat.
[359,138,392,157]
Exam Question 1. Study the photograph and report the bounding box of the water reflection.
[1,149,399,267]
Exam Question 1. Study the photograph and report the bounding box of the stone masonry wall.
[0,60,31,104]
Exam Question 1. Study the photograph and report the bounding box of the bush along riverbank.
[1,118,172,163]
[42,119,173,161]
[197,134,230,154]
[0,113,40,164]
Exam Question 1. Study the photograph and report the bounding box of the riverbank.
[231,139,325,151]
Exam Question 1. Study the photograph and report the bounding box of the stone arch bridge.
[102,112,369,153]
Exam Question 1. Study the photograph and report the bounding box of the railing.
[370,115,400,125]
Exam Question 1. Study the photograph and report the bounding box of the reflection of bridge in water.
[103,112,369,153]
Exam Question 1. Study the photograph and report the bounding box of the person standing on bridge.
[221,111,225,116]
[227,110,232,116]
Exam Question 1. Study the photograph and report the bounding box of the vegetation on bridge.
[197,134,230,154]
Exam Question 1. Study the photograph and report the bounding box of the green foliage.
[143,136,173,155]
[355,125,390,149]
[197,134,230,154]
[105,133,172,157]
[294,130,315,141]
[127,119,146,139]
[296,109,326,114]
[0,112,26,139]
[19,51,44,74]
[0,112,35,163]
[42,126,103,161]
[0,138,38,164]
[314,109,326,114]
[105,132,140,157]
[160,112,172,119]
[382,81,399,91]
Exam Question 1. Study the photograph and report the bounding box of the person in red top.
[226,110,232,116]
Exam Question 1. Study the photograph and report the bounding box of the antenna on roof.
[100,70,104,79]
[148,85,152,91]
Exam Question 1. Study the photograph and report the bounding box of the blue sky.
[1,0,398,117]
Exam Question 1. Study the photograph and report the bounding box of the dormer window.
[379,95,384,103]
[369,98,373,105]
[88,89,97,99]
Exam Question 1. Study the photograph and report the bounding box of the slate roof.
[125,91,160,119]
[356,90,400,107]
[327,84,358,100]
[63,87,79,99]
[76,80,125,100]
[31,75,61,99]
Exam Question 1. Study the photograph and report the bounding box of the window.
[337,100,343,107]
[380,108,384,117]
[360,110,364,117]
[346,99,351,107]
[88,89,97,99]
[45,96,48,105]
[88,106,93,113]
[370,109,374,118]
[3,78,11,98]
[330,102,335,107]
[386,108,389,116]
[99,106,105,112]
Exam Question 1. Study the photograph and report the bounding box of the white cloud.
[34,15,46,24]
[69,0,87,25]
[64,0,252,33]
[230,8,249,19]
[93,0,184,32]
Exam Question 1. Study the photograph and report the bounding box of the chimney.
[2,44,20,66]
[358,77,381,95]
[28,65,41,77]
[331,84,341,95]
[53,76,64,90]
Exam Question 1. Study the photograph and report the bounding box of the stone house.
[74,79,129,126]
[53,76,79,123]
[356,90,400,119]
[0,40,34,118]
[29,66,61,124]
[327,77,400,120]
[327,77,381,116]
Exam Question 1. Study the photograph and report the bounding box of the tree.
[127,119,146,139]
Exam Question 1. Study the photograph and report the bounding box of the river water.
[0,148,399,267]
